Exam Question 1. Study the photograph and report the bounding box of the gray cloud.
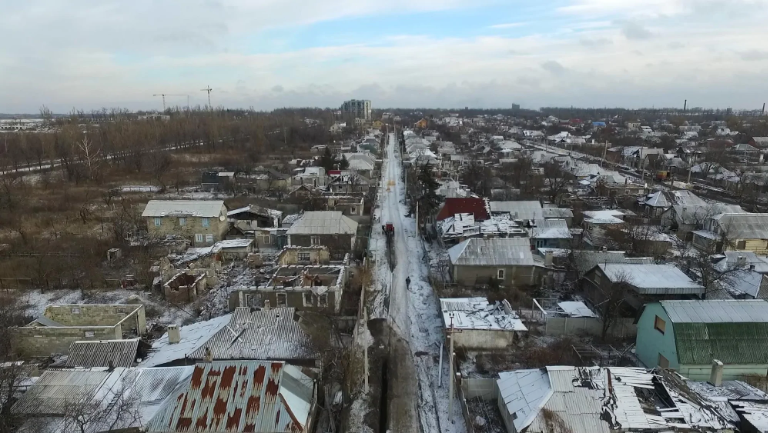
[271,85,284,92]
[541,61,567,75]
[579,37,612,47]
[620,22,653,40]
[740,50,768,61]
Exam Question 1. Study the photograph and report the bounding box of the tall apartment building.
[340,99,372,121]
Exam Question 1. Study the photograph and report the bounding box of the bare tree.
[60,371,142,433]
[596,270,632,340]
[542,161,571,203]
[76,136,101,181]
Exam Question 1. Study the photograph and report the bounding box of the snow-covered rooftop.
[439,298,527,332]
[598,263,704,294]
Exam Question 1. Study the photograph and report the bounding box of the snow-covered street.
[369,127,466,432]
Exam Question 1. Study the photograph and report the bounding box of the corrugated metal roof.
[714,213,768,240]
[285,211,358,235]
[186,308,316,361]
[142,200,225,218]
[140,314,232,368]
[448,238,534,266]
[488,200,543,221]
[146,361,313,433]
[675,322,768,365]
[599,263,704,294]
[661,299,768,323]
[14,366,199,431]
[13,369,112,414]
[531,219,571,239]
[66,339,139,368]
[542,207,573,219]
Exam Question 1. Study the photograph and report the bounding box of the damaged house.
[230,264,347,314]
[12,304,146,357]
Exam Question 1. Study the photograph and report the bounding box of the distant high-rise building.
[511,103,521,111]
[340,99,371,121]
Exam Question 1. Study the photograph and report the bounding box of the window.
[71,307,80,314]
[84,331,95,338]
[318,294,328,307]
[206,234,214,243]
[178,217,186,226]
[154,217,162,227]
[350,207,356,214]
[202,218,210,228]
[195,234,204,243]
[594,273,601,285]
[298,252,311,262]
[311,236,320,245]
[658,353,669,369]
[654,315,666,334]
[276,293,287,307]
[497,269,505,280]
[303,292,313,307]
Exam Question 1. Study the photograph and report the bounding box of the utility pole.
[601,141,609,167]
[201,86,213,109]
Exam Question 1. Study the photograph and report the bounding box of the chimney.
[167,324,181,344]
[709,359,723,387]
[204,347,213,363]
[738,255,747,268]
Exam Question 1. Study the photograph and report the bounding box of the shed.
[440,298,526,349]
[635,300,768,380]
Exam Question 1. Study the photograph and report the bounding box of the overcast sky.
[2,0,768,113]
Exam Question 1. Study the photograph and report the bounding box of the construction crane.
[153,93,189,112]
[200,86,212,109]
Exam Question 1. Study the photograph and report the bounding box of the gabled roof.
[147,361,313,433]
[286,211,358,235]
[531,219,571,239]
[13,366,196,432]
[142,200,225,218]
[660,299,768,323]
[436,198,490,222]
[597,263,704,294]
[713,213,768,240]
[657,300,768,365]
[448,238,534,266]
[488,200,542,221]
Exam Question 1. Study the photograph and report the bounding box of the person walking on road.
[406,276,411,289]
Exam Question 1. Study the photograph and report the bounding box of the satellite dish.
[219,214,226,222]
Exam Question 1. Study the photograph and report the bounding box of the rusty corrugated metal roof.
[147,361,313,433]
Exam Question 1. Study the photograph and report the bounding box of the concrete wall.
[44,304,144,328]
[278,248,331,265]
[288,234,355,256]
[453,264,538,287]
[12,325,121,357]
[146,205,228,246]
[461,377,497,400]
[544,316,637,338]
[635,303,680,370]
[453,329,517,350]
[231,288,340,314]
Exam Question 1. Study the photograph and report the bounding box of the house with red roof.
[435,198,490,222]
